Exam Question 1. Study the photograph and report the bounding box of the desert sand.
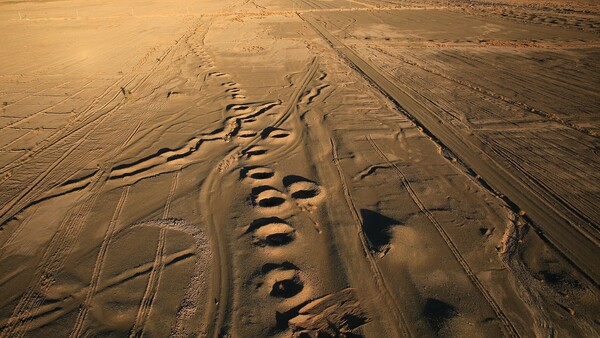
[0,0,598,336]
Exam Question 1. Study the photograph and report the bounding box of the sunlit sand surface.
[0,0,598,336]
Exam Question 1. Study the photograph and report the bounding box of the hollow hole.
[258,197,286,208]
[291,189,319,199]
[271,132,290,139]
[270,277,303,298]
[251,172,275,179]
[247,149,267,156]
[265,233,295,246]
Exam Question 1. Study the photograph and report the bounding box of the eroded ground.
[0,0,598,337]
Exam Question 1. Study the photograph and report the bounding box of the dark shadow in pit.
[291,188,319,200]
[251,185,278,195]
[360,209,398,252]
[258,196,286,208]
[261,127,289,139]
[240,166,275,180]
[270,276,303,298]
[245,147,267,156]
[282,175,315,187]
[251,171,274,180]
[263,232,295,246]
[422,298,457,334]
[246,217,288,234]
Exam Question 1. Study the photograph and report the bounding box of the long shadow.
[360,209,399,252]
[423,298,457,334]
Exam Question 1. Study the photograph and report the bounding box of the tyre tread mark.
[367,135,520,338]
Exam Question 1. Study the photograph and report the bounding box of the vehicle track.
[0,74,132,176]
[238,57,319,159]
[0,115,143,263]
[301,13,600,285]
[199,55,321,337]
[0,180,104,338]
[330,137,411,338]
[0,75,140,225]
[367,135,520,338]
[0,18,199,177]
[0,82,92,135]
[130,226,167,337]
[69,186,130,338]
[369,45,598,138]
[0,79,74,111]
[0,248,196,333]
[163,171,180,219]
[0,18,211,337]
[199,157,233,338]
[365,46,600,239]
[0,120,108,227]
[0,20,203,228]
[482,136,599,238]
[1,96,179,336]
[0,107,148,248]
[0,21,206,333]
[369,45,600,269]
[253,58,318,133]
[129,170,179,337]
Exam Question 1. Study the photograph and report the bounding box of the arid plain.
[0,0,598,337]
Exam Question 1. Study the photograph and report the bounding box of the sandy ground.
[0,0,598,337]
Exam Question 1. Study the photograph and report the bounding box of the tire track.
[366,135,520,338]
[0,84,91,135]
[120,120,144,153]
[200,154,234,338]
[329,137,411,338]
[0,20,203,336]
[239,57,319,156]
[301,13,600,284]
[0,19,196,173]
[69,186,130,338]
[260,57,319,131]
[201,57,319,337]
[129,171,179,338]
[482,134,599,240]
[375,52,600,239]
[370,46,597,138]
[0,122,103,226]
[1,247,196,333]
[0,20,203,228]
[0,114,143,264]
[0,182,103,338]
[0,75,130,176]
[0,79,74,111]
[0,75,136,224]
[129,227,167,338]
[199,57,320,338]
[163,171,180,219]
[0,83,149,336]
[0,103,137,228]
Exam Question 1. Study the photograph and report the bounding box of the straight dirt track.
[300,13,600,285]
